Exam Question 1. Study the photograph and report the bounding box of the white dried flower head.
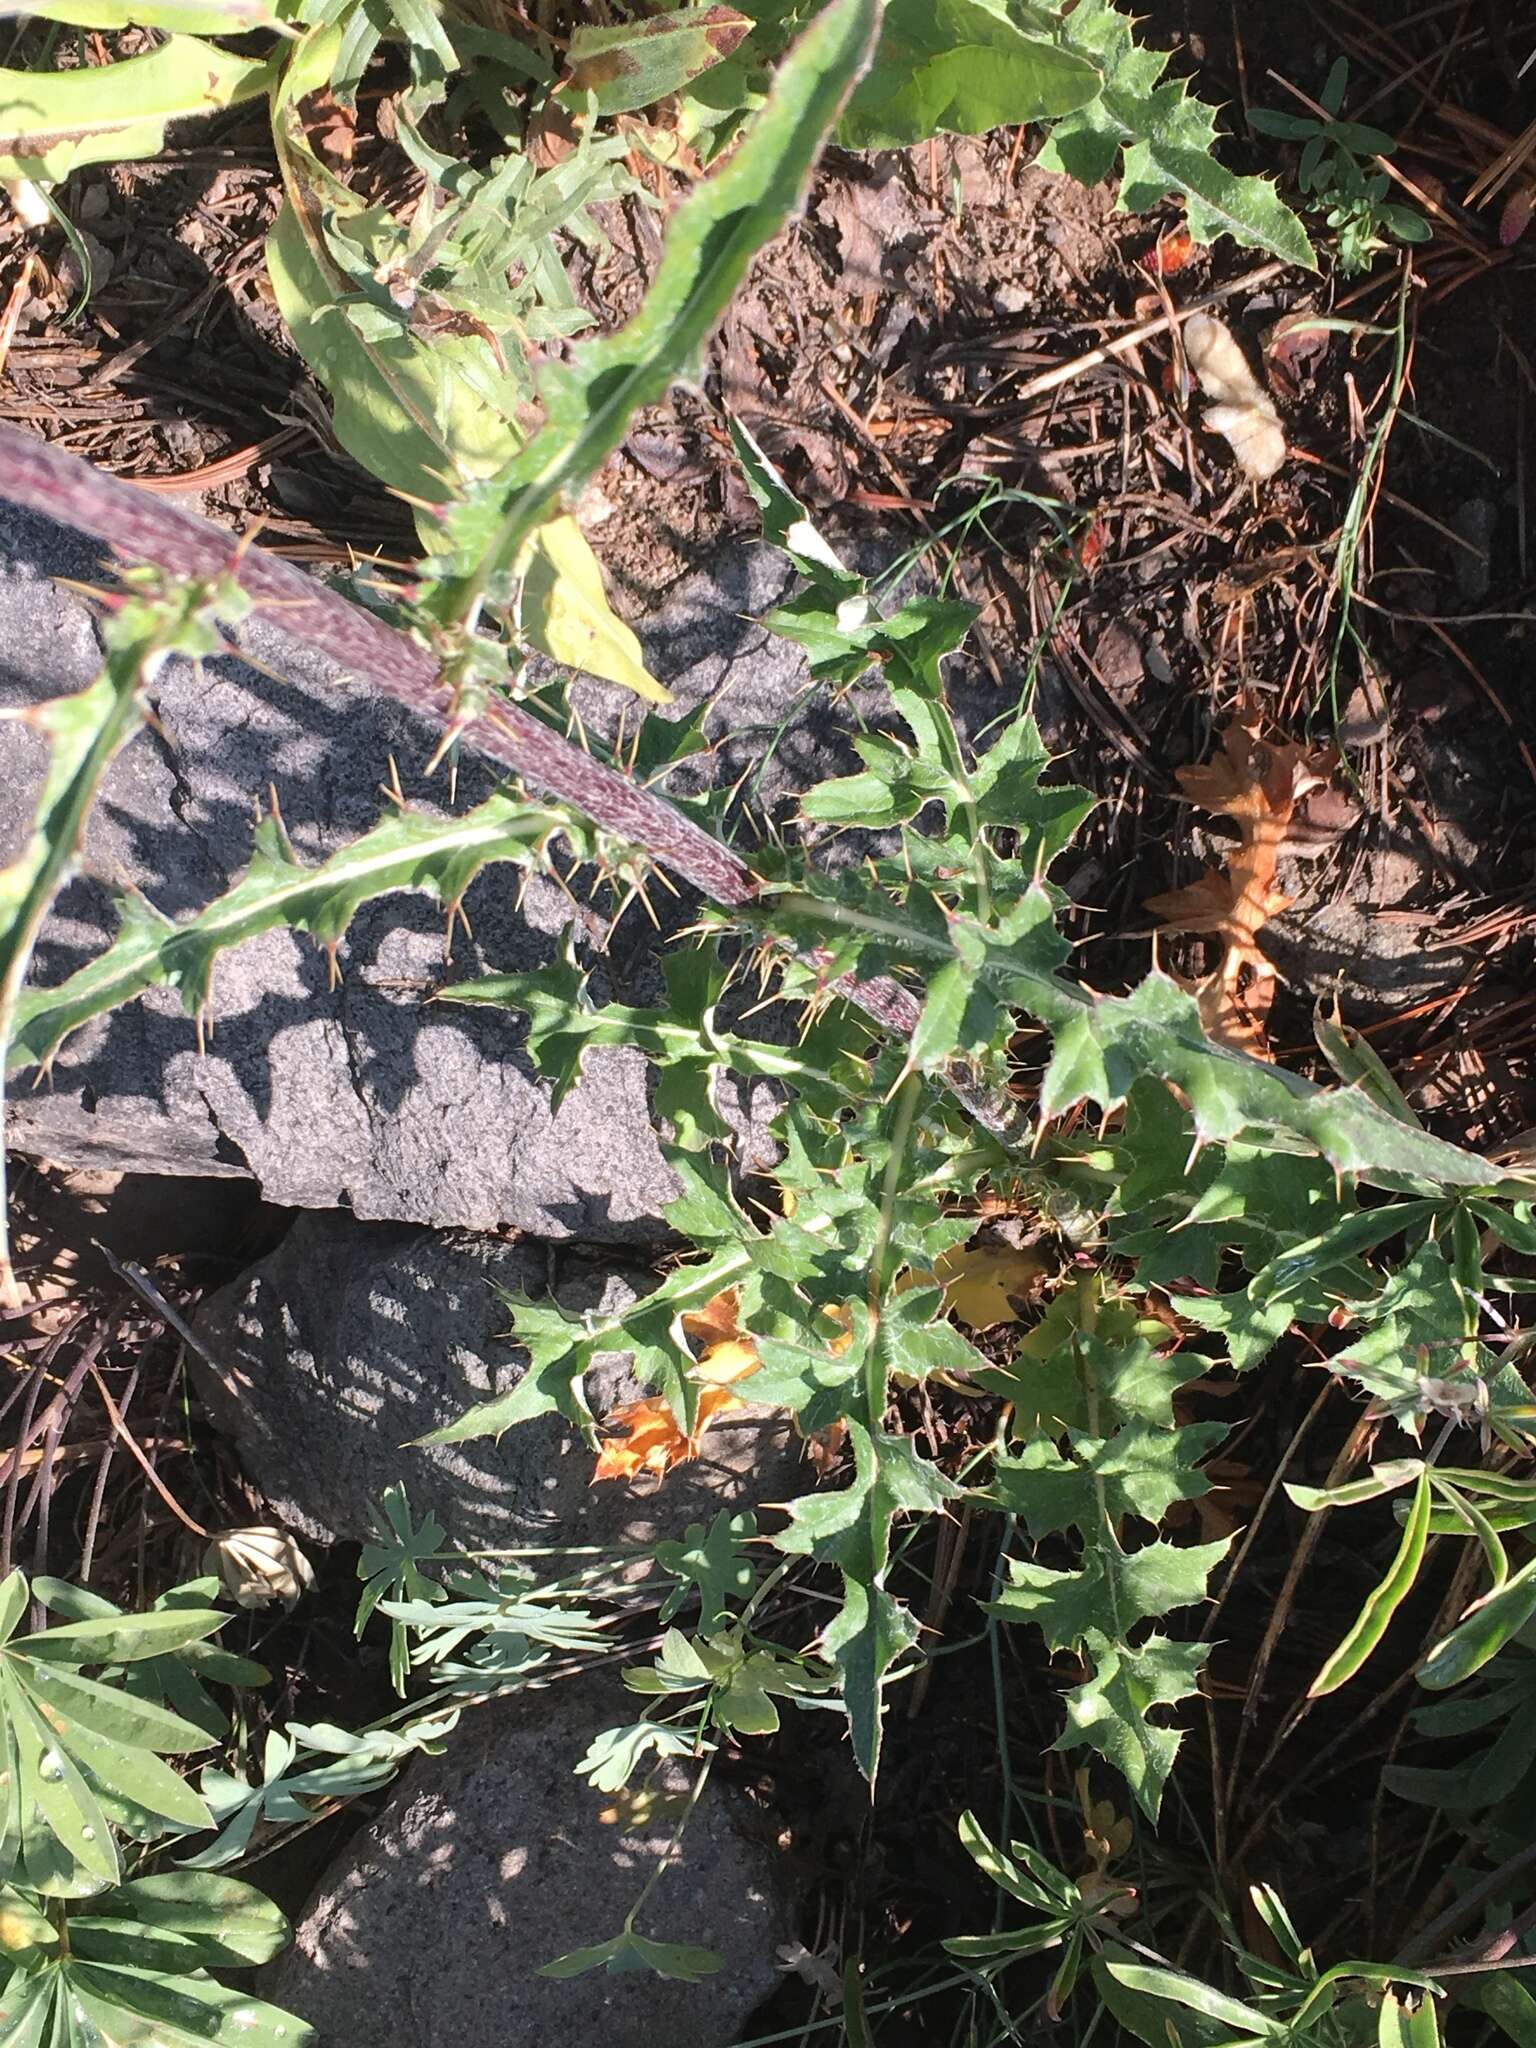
[205,1526,315,1610]
[1183,313,1287,481]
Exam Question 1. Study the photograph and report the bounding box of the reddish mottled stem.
[0,425,759,910]
[0,425,1025,1146]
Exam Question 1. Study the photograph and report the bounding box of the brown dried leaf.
[1150,710,1336,1057]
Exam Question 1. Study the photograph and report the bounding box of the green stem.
[865,1069,922,1423]
[622,1750,714,1934]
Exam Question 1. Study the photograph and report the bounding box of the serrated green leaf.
[1056,1633,1209,1820]
[992,1421,1225,1541]
[11,795,563,1078]
[777,1422,960,1779]
[1027,0,1314,266]
[975,1283,1191,1436]
[985,1536,1229,1650]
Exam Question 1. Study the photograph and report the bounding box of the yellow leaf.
[516,515,673,704]
[933,1243,1045,1330]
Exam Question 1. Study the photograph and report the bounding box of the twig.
[0,424,1028,1154]
[88,1363,208,1540]
[998,260,1291,410]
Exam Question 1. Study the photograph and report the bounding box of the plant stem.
[0,425,1036,1154]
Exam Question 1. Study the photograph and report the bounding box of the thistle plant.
[0,4,1530,2042]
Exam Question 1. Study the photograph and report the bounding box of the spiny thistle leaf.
[991,1422,1226,1543]
[0,572,243,1283]
[984,1537,1230,1653]
[757,874,1512,1194]
[1054,1632,1211,1819]
[436,938,874,1142]
[776,1421,962,1781]
[421,0,881,623]
[1029,0,1316,268]
[8,793,572,1077]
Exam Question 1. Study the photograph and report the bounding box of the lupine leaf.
[0,1571,218,1896]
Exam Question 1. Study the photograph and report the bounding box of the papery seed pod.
[205,1526,315,1609]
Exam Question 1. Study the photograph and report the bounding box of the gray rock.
[0,500,828,1235]
[265,1677,788,2048]
[194,1210,805,1552]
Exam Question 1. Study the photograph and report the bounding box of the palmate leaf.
[574,1722,694,1795]
[654,1511,760,1633]
[0,1572,222,1896]
[356,1484,446,1696]
[0,1951,309,2048]
[1055,1632,1210,1821]
[539,1927,724,1983]
[777,1421,961,1780]
[421,0,881,622]
[185,1713,459,1871]
[30,1578,267,1744]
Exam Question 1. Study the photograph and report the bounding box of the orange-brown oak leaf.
[1149,708,1336,1057]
